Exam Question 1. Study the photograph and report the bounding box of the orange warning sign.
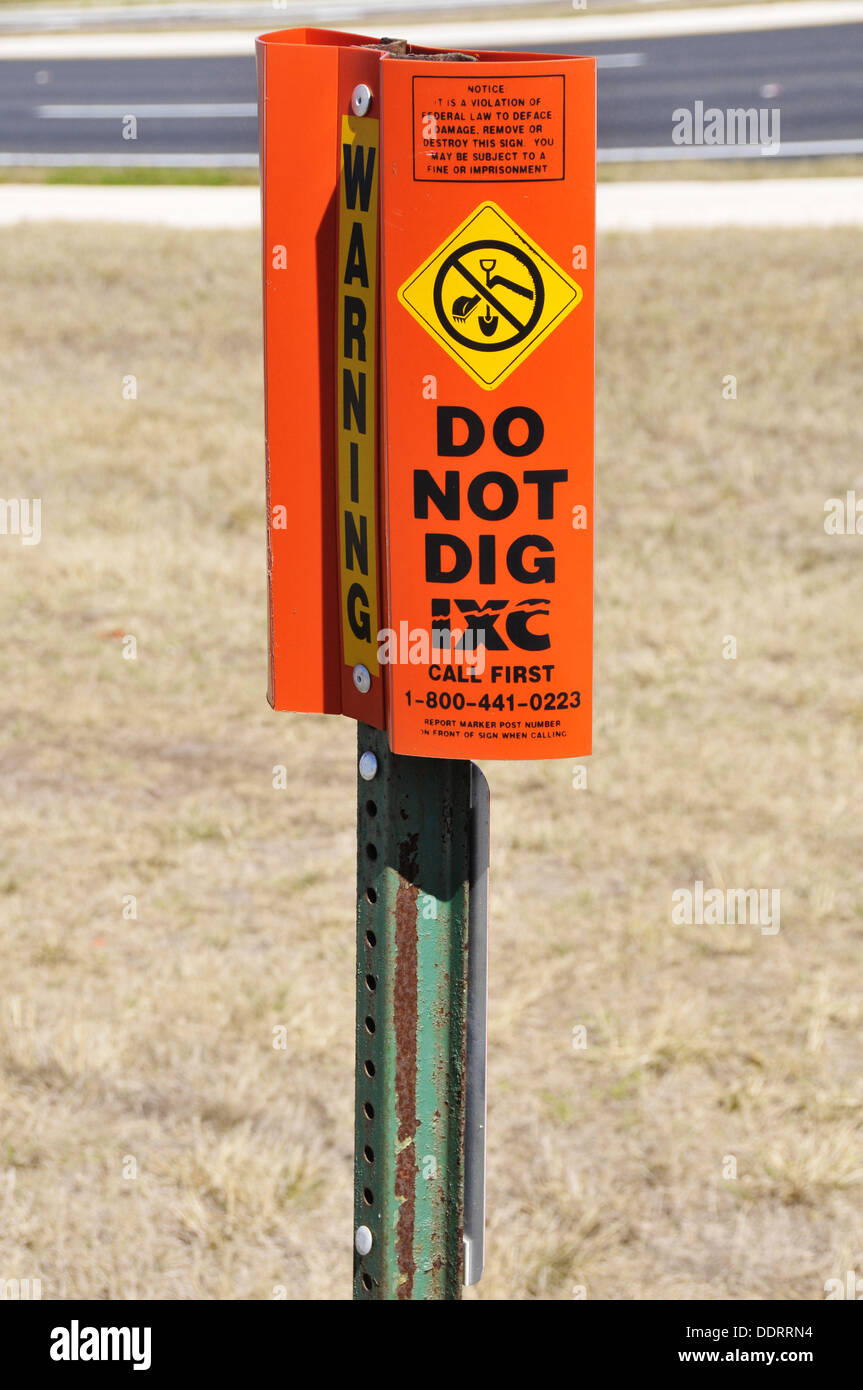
[380,54,595,760]
[258,28,596,760]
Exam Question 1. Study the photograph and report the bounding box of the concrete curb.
[2,178,863,230]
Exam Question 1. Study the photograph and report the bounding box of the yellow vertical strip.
[337,114,380,675]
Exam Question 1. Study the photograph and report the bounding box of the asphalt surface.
[0,23,861,160]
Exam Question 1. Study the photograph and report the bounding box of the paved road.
[1,23,861,163]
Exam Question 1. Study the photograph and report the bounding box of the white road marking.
[596,53,645,69]
[37,103,258,118]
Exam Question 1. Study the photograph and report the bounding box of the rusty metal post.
[352,723,487,1300]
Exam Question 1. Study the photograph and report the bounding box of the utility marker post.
[257,26,595,1300]
[353,725,488,1300]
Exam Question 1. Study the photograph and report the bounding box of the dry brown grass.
[1,222,862,1300]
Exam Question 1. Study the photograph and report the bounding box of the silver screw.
[351,83,372,117]
[353,663,371,694]
[355,1225,373,1256]
[359,751,378,782]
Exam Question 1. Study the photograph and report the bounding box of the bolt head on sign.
[399,202,583,391]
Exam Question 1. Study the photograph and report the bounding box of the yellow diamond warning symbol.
[398,201,582,390]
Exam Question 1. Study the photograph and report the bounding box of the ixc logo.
[50,1321,151,1371]
[432,596,551,653]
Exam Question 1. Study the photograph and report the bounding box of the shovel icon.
[479,257,534,301]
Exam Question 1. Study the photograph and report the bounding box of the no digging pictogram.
[398,201,583,389]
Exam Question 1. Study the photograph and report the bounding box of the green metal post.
[352,723,475,1300]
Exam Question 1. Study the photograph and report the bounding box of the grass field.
[1,223,862,1301]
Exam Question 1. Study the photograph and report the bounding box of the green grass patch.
[599,155,863,181]
[0,166,260,185]
[1,157,859,188]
